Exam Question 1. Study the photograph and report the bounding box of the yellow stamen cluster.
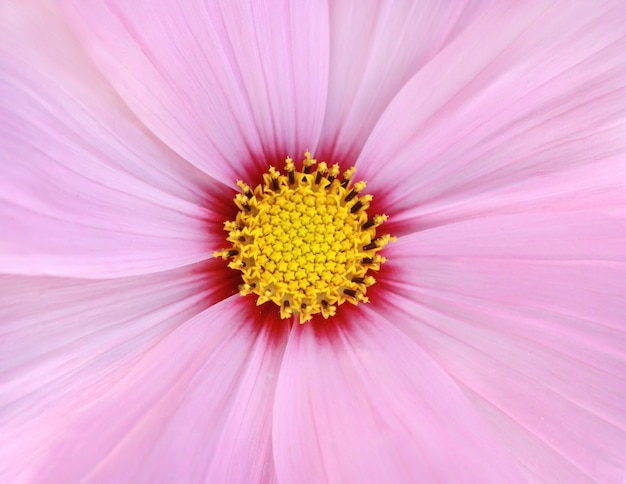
[214,152,394,323]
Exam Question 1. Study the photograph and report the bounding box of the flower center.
[215,152,394,323]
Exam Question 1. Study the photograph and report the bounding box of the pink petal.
[390,155,626,235]
[1,0,223,278]
[58,0,330,185]
[358,1,626,230]
[202,312,287,484]
[378,211,626,482]
[0,262,222,481]
[318,0,494,163]
[1,292,286,482]
[272,310,525,483]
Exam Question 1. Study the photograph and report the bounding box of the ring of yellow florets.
[215,152,394,323]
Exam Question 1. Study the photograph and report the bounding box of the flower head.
[2,1,626,483]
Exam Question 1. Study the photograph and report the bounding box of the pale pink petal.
[204,311,287,484]
[1,0,224,278]
[58,0,330,185]
[389,155,626,234]
[0,261,228,482]
[1,293,286,483]
[272,310,525,483]
[318,0,495,162]
[377,211,626,482]
[358,1,626,231]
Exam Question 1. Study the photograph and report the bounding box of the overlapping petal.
[58,0,330,185]
[378,207,626,482]
[359,1,626,234]
[0,262,226,481]
[1,295,286,483]
[272,311,526,483]
[0,0,223,278]
[319,0,496,163]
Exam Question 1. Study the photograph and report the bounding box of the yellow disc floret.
[214,152,394,323]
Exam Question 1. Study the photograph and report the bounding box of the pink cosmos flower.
[2,0,626,482]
